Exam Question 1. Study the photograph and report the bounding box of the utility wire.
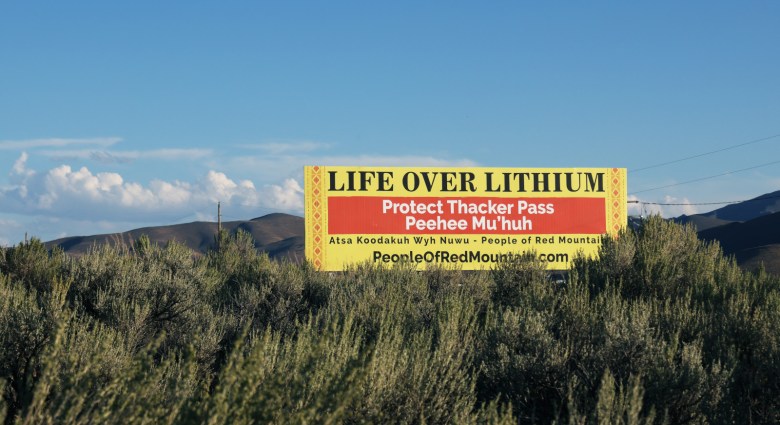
[630,159,780,195]
[628,192,780,206]
[629,200,743,206]
[630,133,780,173]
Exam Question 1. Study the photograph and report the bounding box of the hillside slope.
[700,190,780,221]
[46,213,304,261]
[674,214,734,232]
[698,211,780,274]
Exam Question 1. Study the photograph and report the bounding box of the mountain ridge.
[673,190,780,232]
[671,190,780,274]
[696,211,780,274]
[45,212,305,262]
[44,189,780,274]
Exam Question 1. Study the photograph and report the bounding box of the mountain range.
[45,190,780,274]
[45,213,304,262]
[674,190,780,274]
[675,189,780,231]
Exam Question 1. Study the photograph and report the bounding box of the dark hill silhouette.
[663,189,780,274]
[674,214,734,232]
[734,245,780,275]
[44,189,780,273]
[672,190,780,231]
[46,213,304,261]
[698,211,780,274]
[700,190,780,221]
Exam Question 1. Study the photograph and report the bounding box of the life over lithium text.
[328,170,605,193]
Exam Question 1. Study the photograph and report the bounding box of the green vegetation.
[1,216,779,424]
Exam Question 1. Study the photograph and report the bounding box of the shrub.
[2,219,780,424]
[0,238,67,294]
[0,269,69,422]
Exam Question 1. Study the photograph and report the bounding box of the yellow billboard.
[305,166,627,270]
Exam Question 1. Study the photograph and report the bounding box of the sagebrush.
[1,216,779,424]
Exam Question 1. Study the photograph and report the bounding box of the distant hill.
[673,214,734,232]
[734,245,780,275]
[44,192,780,274]
[697,211,780,275]
[46,213,304,261]
[673,190,780,232]
[665,190,780,274]
[699,190,780,221]
[632,190,780,274]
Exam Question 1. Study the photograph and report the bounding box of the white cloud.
[0,217,22,247]
[1,146,437,238]
[0,218,20,227]
[0,160,304,223]
[267,178,304,209]
[12,152,30,175]
[305,154,478,168]
[9,152,35,198]
[41,148,214,163]
[0,137,479,242]
[627,194,698,218]
[238,140,332,155]
[222,153,479,183]
[11,152,35,179]
[0,136,212,165]
[666,195,698,217]
[0,137,121,150]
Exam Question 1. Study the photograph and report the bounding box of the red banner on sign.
[328,197,605,234]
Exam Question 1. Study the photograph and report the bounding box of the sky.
[1,1,779,245]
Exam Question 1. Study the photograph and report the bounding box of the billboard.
[305,166,627,270]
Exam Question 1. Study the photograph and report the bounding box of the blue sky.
[1,1,779,245]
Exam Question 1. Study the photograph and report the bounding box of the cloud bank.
[0,138,478,243]
[2,152,304,223]
[0,137,121,150]
[42,148,214,164]
[627,194,698,218]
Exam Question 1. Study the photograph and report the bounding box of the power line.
[630,133,780,173]
[630,159,780,195]
[629,192,780,207]
[629,196,779,208]
[629,200,742,206]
